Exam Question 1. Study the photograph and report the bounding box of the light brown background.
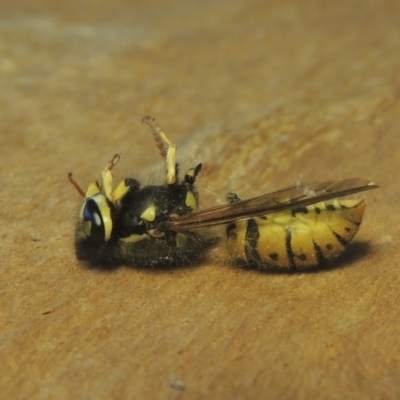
[1,0,399,399]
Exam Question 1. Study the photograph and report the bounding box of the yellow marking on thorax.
[140,205,156,222]
[185,191,198,210]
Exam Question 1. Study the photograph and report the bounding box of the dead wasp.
[69,116,378,270]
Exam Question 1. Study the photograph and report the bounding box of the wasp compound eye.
[83,199,106,244]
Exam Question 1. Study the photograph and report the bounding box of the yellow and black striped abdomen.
[226,198,366,270]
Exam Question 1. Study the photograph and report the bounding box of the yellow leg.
[101,153,120,199]
[142,116,177,185]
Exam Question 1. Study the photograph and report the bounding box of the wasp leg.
[105,157,141,203]
[100,153,121,200]
[142,116,177,185]
[184,163,202,185]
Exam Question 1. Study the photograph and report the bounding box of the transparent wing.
[162,178,378,232]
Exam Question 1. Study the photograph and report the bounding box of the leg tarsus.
[142,116,177,185]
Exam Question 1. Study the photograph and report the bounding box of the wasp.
[69,116,378,270]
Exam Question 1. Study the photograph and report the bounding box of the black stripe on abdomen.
[245,219,261,265]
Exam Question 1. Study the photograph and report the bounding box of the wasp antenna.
[68,172,85,197]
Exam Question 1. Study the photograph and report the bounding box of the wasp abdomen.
[226,198,366,270]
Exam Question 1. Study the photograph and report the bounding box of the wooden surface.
[1,0,400,399]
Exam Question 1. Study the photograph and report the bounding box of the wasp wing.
[163,178,378,232]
